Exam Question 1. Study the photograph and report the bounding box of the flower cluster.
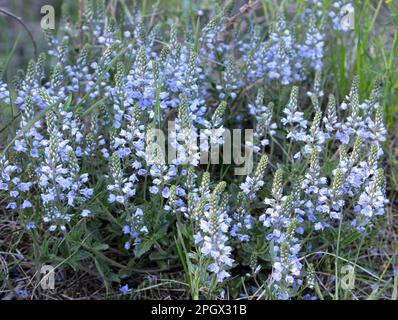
[37,110,93,231]
[240,14,324,85]
[195,181,234,282]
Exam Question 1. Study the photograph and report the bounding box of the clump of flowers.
[195,181,234,282]
[0,0,390,300]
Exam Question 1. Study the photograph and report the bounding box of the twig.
[0,7,38,59]
[226,0,261,30]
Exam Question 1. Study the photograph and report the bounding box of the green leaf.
[134,239,154,258]
[92,254,110,293]
[93,243,110,251]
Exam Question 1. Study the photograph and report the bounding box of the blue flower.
[119,284,132,294]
